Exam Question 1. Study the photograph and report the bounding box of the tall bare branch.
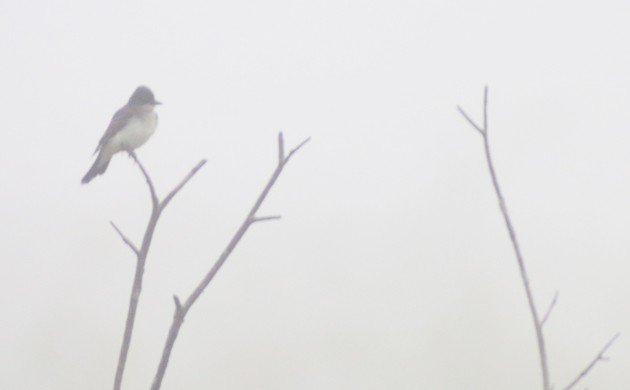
[458,87,618,390]
[112,156,206,390]
[458,87,550,389]
[150,133,310,390]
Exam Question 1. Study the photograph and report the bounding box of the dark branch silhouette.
[458,87,618,390]
[458,87,551,389]
[150,133,310,390]
[112,154,206,390]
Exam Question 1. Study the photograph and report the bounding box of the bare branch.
[173,295,182,314]
[540,291,559,328]
[160,159,207,211]
[250,215,282,223]
[459,87,550,390]
[563,333,620,390]
[457,106,485,135]
[284,137,311,164]
[278,132,285,165]
[114,208,159,390]
[483,86,488,132]
[113,156,206,390]
[110,221,139,255]
[128,151,159,208]
[150,133,309,390]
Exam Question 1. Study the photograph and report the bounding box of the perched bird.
[82,86,161,184]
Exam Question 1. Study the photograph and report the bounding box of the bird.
[82,86,161,184]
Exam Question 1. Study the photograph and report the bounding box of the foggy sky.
[1,0,629,389]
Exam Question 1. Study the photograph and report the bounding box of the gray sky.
[1,0,629,388]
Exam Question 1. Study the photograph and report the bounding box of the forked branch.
[458,87,618,390]
[150,133,310,390]
[459,87,550,389]
[111,155,206,390]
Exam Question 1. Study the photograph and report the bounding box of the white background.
[1,0,629,388]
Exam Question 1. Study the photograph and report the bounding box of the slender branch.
[278,132,285,164]
[110,221,139,255]
[483,86,488,132]
[563,333,620,390]
[250,215,282,223]
[150,134,310,390]
[285,137,311,163]
[459,87,550,390]
[113,157,205,390]
[160,160,208,211]
[540,291,558,328]
[457,106,484,135]
[128,152,159,209]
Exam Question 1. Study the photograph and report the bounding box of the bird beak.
[154,101,162,105]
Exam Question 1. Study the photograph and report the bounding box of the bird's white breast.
[110,110,157,152]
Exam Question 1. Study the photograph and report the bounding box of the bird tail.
[81,154,111,184]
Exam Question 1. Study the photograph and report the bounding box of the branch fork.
[111,154,206,390]
[149,133,309,390]
[458,87,618,390]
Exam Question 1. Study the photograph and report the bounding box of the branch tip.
[457,106,485,135]
[483,86,488,131]
[284,137,311,163]
[110,221,139,255]
[563,333,620,390]
[278,132,285,164]
[251,215,282,224]
[540,291,559,328]
[160,159,207,210]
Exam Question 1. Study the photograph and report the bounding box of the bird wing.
[93,106,134,154]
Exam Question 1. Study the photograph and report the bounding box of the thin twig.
[251,215,282,223]
[160,160,208,211]
[278,132,285,164]
[540,291,558,328]
[457,106,484,135]
[110,221,139,255]
[113,157,205,390]
[128,152,159,208]
[459,87,550,390]
[150,134,309,390]
[483,86,488,132]
[285,137,311,163]
[563,333,620,390]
